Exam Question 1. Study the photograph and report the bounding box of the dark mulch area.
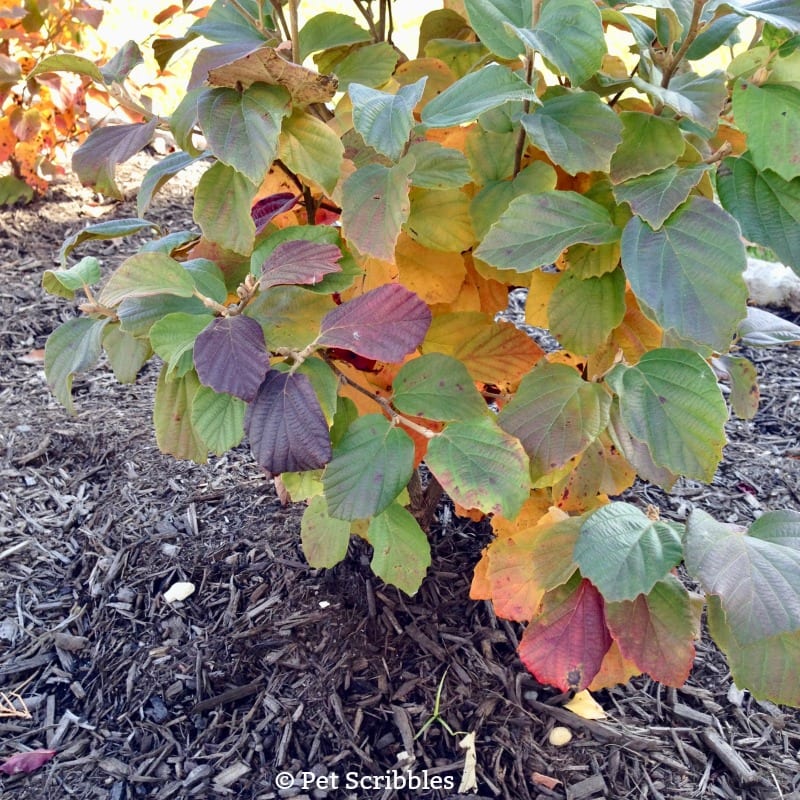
[1,157,799,800]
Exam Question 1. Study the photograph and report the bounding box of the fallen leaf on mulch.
[532,771,562,790]
[18,349,45,364]
[0,749,56,775]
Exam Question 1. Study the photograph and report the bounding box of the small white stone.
[548,726,573,747]
[318,601,330,609]
[163,581,196,603]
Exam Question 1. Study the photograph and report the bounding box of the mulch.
[1,156,799,800]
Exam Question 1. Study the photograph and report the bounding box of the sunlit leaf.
[317,42,397,90]
[99,252,195,307]
[298,12,371,61]
[29,53,104,81]
[632,70,727,132]
[260,240,342,290]
[278,109,344,195]
[407,187,475,252]
[464,0,530,58]
[150,311,214,377]
[610,112,686,184]
[42,257,101,299]
[301,495,352,569]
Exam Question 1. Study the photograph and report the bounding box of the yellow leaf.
[396,233,466,304]
[396,58,457,109]
[525,270,561,327]
[564,689,607,720]
[589,640,641,690]
[407,187,475,251]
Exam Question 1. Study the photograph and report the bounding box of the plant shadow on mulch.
[1,157,799,800]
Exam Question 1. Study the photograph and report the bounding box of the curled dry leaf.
[0,749,57,775]
[208,47,338,105]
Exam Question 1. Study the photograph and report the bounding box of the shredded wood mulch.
[1,157,799,800]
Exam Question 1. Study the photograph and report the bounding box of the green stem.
[512,47,536,177]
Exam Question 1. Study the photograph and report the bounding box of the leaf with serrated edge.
[604,575,698,686]
[150,312,214,377]
[621,197,748,351]
[191,385,245,455]
[193,315,270,402]
[575,502,683,601]
[45,317,109,414]
[522,92,622,176]
[99,252,195,307]
[518,574,612,692]
[707,597,800,707]
[498,361,611,478]
[485,510,581,621]
[367,503,431,596]
[685,509,800,645]
[609,349,727,481]
[350,79,426,161]
[475,191,619,272]
[260,240,342,290]
[43,256,101,299]
[319,284,431,363]
[393,353,488,422]
[323,414,415,520]
[153,367,208,463]
[610,112,685,184]
[301,495,351,569]
[426,419,530,517]
[246,370,332,474]
[341,160,413,262]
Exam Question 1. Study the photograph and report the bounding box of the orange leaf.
[588,640,641,690]
[470,549,492,600]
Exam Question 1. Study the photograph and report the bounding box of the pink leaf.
[0,749,57,775]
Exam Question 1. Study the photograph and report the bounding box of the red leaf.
[0,749,56,775]
[318,285,431,363]
[245,370,332,474]
[193,315,270,402]
[260,240,342,289]
[518,576,612,691]
[251,193,298,234]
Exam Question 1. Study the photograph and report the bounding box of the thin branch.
[288,0,300,64]
[352,0,380,41]
[704,140,732,165]
[660,0,706,89]
[227,0,263,33]
[270,1,291,41]
[512,48,536,177]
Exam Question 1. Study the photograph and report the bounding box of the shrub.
[42,0,800,706]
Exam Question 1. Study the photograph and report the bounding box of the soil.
[1,156,799,800]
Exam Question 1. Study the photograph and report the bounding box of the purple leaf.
[261,240,343,289]
[251,193,299,234]
[193,316,270,402]
[245,370,332,474]
[318,284,431,363]
[0,749,57,776]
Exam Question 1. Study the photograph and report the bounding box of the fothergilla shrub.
[42,0,800,706]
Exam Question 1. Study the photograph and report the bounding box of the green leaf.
[393,353,489,422]
[367,503,431,596]
[575,502,683,601]
[194,162,257,255]
[189,0,269,45]
[281,470,324,502]
[610,112,686,184]
[100,41,144,84]
[464,0,530,59]
[733,82,800,181]
[350,79,426,161]
[184,258,228,305]
[708,597,800,707]
[28,53,104,82]
[421,64,538,128]
[317,42,398,90]
[0,175,34,206]
[407,187,475,252]
[737,307,800,346]
[99,253,196,307]
[278,109,344,195]
[716,355,759,419]
[298,12,371,61]
[632,70,727,132]
[292,357,339,425]
[687,509,800,646]
[138,151,209,217]
[521,92,623,175]
[45,317,109,414]
[323,414,415,520]
[197,84,289,185]
[191,385,245,455]
[608,348,728,481]
[548,268,626,354]
[301,495,352,569]
[59,218,161,267]
[149,312,214,377]
[513,0,606,86]
[475,191,620,271]
[153,367,207,463]
[408,141,472,189]
[245,285,335,350]
[426,419,530,517]
[685,13,742,60]
[466,127,517,184]
[621,197,748,350]
[605,575,698,686]
[102,323,152,384]
[42,257,101,299]
[118,295,208,338]
[612,164,708,229]
[424,39,490,79]
[498,362,611,479]
[715,1,800,34]
[717,154,800,271]
[341,160,413,261]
